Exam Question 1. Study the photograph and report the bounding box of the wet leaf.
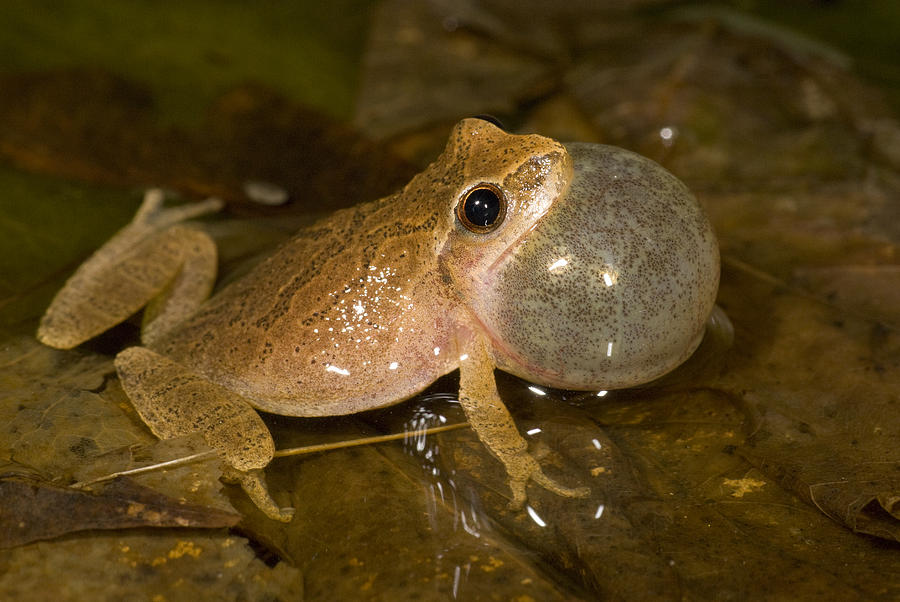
[588,385,900,600]
[0,334,243,507]
[432,391,681,600]
[72,430,238,515]
[0,338,145,478]
[0,471,239,549]
[0,339,295,593]
[793,265,900,328]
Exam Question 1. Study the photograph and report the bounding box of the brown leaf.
[0,532,302,600]
[0,471,239,549]
[741,447,900,541]
[716,259,900,542]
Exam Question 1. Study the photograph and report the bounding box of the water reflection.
[659,125,677,147]
[389,382,645,597]
[526,505,547,527]
[399,395,504,598]
[402,396,484,541]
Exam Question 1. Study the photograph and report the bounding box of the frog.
[37,117,720,522]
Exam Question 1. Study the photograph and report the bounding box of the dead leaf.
[714,260,900,542]
[0,470,239,549]
[0,338,147,478]
[433,388,682,600]
[793,265,900,328]
[241,409,583,601]
[0,338,242,515]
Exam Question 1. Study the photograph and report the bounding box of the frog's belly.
[157,316,460,418]
[199,348,457,417]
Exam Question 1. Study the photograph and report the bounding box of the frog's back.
[156,195,460,417]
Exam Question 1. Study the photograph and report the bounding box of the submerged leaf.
[434,390,681,599]
[0,338,240,514]
[242,412,581,600]
[0,338,148,478]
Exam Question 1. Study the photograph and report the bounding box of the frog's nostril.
[471,114,505,130]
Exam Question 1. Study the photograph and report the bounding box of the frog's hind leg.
[37,189,223,349]
[115,345,294,522]
[138,228,219,348]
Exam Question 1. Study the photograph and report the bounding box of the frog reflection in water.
[37,118,720,521]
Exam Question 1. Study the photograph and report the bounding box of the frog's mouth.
[466,142,719,392]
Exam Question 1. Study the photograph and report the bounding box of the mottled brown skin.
[37,119,719,520]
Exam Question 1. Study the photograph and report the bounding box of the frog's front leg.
[38,189,222,350]
[457,336,590,509]
[115,346,295,522]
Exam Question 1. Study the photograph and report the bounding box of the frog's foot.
[223,467,295,523]
[133,188,224,230]
[37,189,223,349]
[503,451,590,510]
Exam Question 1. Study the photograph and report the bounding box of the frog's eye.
[456,183,507,233]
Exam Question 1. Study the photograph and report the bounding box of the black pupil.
[464,188,501,227]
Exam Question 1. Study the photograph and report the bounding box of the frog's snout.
[474,143,720,391]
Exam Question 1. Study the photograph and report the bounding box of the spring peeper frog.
[37,118,719,521]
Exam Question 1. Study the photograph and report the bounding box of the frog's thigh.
[38,225,216,349]
[114,346,293,521]
[114,346,274,471]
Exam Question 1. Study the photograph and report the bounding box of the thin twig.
[70,450,217,489]
[273,421,469,458]
[70,422,469,489]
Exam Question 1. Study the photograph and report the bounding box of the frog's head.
[438,118,719,391]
